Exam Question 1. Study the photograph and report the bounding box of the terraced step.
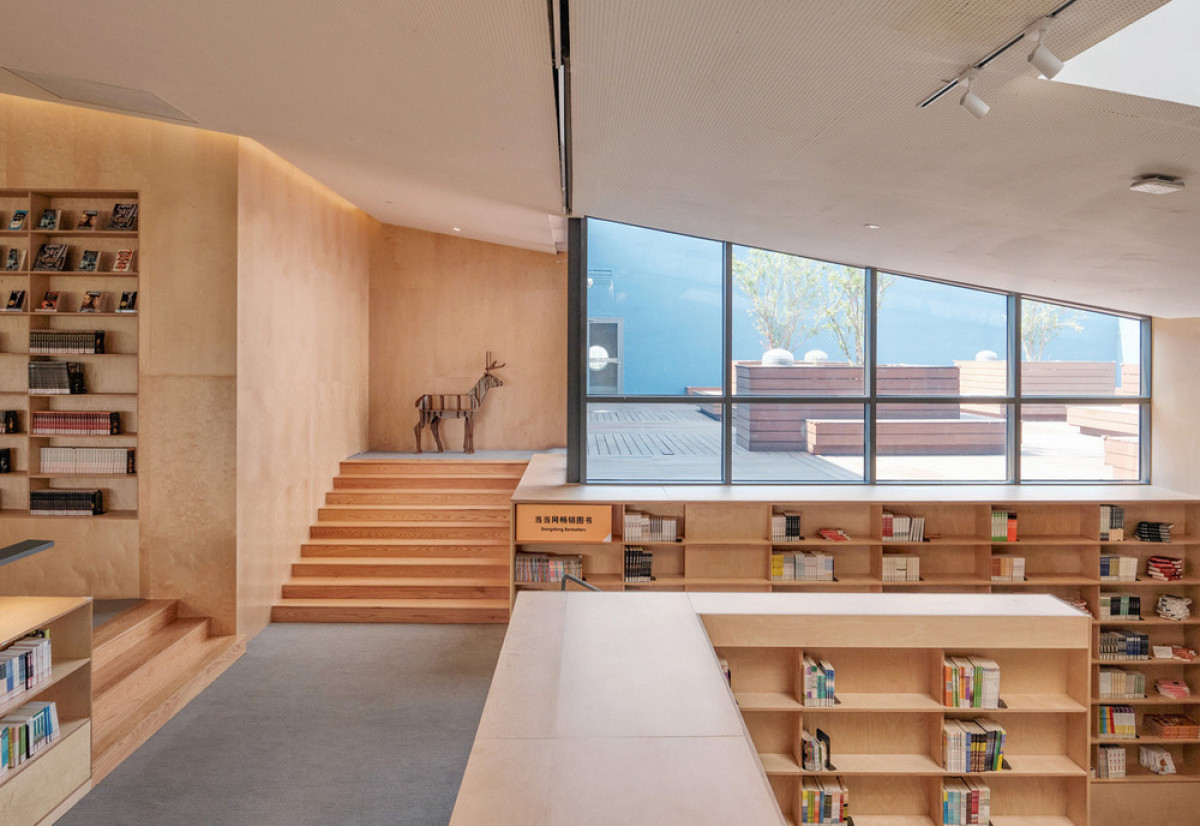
[309,521,509,540]
[301,538,511,557]
[333,473,521,490]
[340,460,528,475]
[92,599,178,673]
[292,556,509,578]
[272,598,510,623]
[282,576,509,600]
[316,505,510,522]
[325,488,515,506]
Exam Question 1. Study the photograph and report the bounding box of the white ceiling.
[3,1,1200,316]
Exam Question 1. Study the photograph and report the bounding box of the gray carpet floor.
[60,623,507,826]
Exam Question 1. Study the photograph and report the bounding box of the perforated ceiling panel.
[571,0,1199,316]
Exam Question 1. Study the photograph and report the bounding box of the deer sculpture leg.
[430,415,445,452]
[464,413,475,454]
[414,416,424,453]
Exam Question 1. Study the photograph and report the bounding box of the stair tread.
[328,487,516,494]
[322,503,509,509]
[93,617,209,697]
[92,600,177,656]
[304,537,509,545]
[275,597,510,607]
[314,520,510,527]
[297,556,506,565]
[336,472,522,479]
[286,576,507,586]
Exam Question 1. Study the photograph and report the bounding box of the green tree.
[1022,301,1082,361]
[818,269,896,366]
[732,248,823,353]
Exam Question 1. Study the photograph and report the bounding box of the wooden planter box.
[734,362,959,451]
[1103,436,1139,480]
[957,360,1116,419]
[806,418,1006,456]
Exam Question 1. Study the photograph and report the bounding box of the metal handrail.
[560,574,600,592]
[0,540,53,568]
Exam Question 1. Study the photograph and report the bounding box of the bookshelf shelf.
[1093,695,1200,705]
[0,658,88,719]
[1090,735,1200,745]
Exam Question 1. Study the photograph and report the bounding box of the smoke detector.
[1129,175,1184,195]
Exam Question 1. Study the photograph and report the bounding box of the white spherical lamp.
[761,348,795,366]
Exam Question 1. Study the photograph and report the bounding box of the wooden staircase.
[91,600,246,782]
[271,459,525,623]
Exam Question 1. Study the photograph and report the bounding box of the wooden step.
[92,599,178,673]
[333,474,521,490]
[272,598,510,623]
[310,522,509,540]
[324,489,514,506]
[93,633,245,783]
[316,505,510,522]
[282,577,509,600]
[339,460,527,475]
[292,556,509,578]
[92,618,211,734]
[301,538,510,557]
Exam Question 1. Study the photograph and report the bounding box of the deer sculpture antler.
[485,351,506,372]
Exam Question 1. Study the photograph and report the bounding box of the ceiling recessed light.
[452,227,462,232]
[1130,175,1184,195]
[864,223,881,230]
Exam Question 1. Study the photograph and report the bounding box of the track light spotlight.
[959,73,989,119]
[1027,19,1064,79]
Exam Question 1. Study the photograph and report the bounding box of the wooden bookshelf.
[0,596,92,826]
[0,190,139,517]
[511,455,1200,815]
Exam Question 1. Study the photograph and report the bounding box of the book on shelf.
[1098,667,1145,699]
[1100,505,1126,541]
[77,249,101,272]
[1146,555,1184,581]
[799,776,848,825]
[1098,704,1138,739]
[4,289,24,311]
[106,203,138,231]
[1100,554,1138,581]
[29,488,105,516]
[0,700,60,775]
[1142,713,1200,738]
[622,510,677,542]
[718,658,731,685]
[942,778,990,825]
[882,553,920,582]
[1096,744,1126,779]
[1156,593,1192,621]
[78,290,105,313]
[1139,744,1176,774]
[990,555,1025,582]
[1135,521,1174,542]
[771,510,803,541]
[32,243,69,271]
[36,208,61,231]
[623,545,653,582]
[0,447,10,474]
[76,210,99,231]
[772,550,834,582]
[1100,630,1150,660]
[4,249,24,271]
[36,291,61,312]
[990,510,1017,542]
[942,718,1006,772]
[881,511,924,542]
[30,410,121,435]
[1061,595,1093,617]
[1099,593,1141,621]
[116,290,137,312]
[30,330,106,355]
[7,209,27,230]
[27,361,87,395]
[1156,680,1191,699]
[111,249,135,272]
[817,528,850,542]
[38,446,135,475]
[802,655,836,706]
[943,656,1001,708]
[800,728,833,772]
[2,410,17,433]
[513,551,582,584]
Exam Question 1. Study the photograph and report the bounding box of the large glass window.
[575,218,1150,484]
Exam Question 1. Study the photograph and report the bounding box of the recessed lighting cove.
[1130,175,1185,195]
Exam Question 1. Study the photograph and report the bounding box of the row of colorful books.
[800,728,832,772]
[6,203,137,232]
[1098,667,1145,700]
[1096,743,1126,778]
[0,631,51,702]
[624,546,653,582]
[802,655,835,706]
[771,551,834,582]
[881,511,925,542]
[29,330,107,355]
[513,552,582,584]
[990,555,1025,582]
[943,657,1001,709]
[1156,593,1191,621]
[798,776,849,825]
[1099,630,1150,660]
[1099,505,1126,541]
[6,289,137,313]
[1147,555,1185,580]
[38,447,136,476]
[31,410,122,435]
[941,778,990,825]
[942,719,1006,773]
[771,510,803,541]
[28,361,86,395]
[622,511,677,542]
[23,245,135,273]
[1142,712,1199,738]
[0,700,60,774]
[881,554,920,582]
[1099,593,1140,620]
[1134,520,1173,542]
[1140,744,1176,774]
[989,511,1017,542]
[1099,554,1138,581]
[1097,705,1137,739]
[29,489,105,516]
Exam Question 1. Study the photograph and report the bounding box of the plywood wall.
[0,95,241,635]
[369,225,567,451]
[235,140,373,636]
[1151,317,1200,496]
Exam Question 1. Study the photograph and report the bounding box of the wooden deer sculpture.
[414,353,506,453]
